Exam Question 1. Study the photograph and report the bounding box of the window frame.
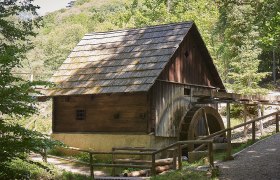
[76,108,86,121]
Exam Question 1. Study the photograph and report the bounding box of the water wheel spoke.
[202,108,210,136]
[179,106,225,152]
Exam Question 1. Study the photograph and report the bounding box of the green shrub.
[1,158,55,180]
[48,148,67,157]
[73,152,92,163]
[0,121,64,179]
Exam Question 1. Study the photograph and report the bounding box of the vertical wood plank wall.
[53,93,148,132]
[151,81,193,137]
[159,27,221,88]
[152,26,223,137]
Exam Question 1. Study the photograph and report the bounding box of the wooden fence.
[41,111,280,179]
[42,140,214,179]
[194,110,280,159]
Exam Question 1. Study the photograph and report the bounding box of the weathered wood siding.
[151,81,195,137]
[152,26,222,137]
[53,93,148,132]
[159,26,222,88]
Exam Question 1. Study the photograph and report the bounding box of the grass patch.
[2,158,91,180]
[150,158,219,180]
[182,159,205,168]
[214,132,276,161]
[231,117,243,127]
[213,140,254,161]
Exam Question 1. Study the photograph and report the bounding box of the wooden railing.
[41,111,280,178]
[42,140,214,179]
[194,111,280,159]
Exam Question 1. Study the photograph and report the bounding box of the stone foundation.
[51,133,176,152]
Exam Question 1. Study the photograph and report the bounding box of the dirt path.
[30,154,145,179]
[30,154,107,177]
[218,133,280,180]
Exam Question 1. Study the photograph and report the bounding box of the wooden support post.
[42,148,47,163]
[112,148,116,176]
[208,142,214,168]
[172,149,177,170]
[252,121,256,143]
[90,153,94,179]
[276,113,279,133]
[151,154,156,176]
[226,103,232,160]
[243,104,248,137]
[258,104,264,135]
[178,144,182,170]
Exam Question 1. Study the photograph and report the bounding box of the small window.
[76,109,86,120]
[184,88,191,96]
[185,51,189,58]
[114,113,120,119]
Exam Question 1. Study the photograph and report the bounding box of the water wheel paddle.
[179,106,225,152]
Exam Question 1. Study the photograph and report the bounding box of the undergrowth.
[4,158,91,180]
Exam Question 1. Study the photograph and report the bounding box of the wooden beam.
[192,89,280,105]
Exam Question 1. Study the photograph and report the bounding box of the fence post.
[42,148,47,163]
[178,143,182,170]
[258,104,264,135]
[208,142,214,168]
[151,153,156,176]
[112,148,116,176]
[276,113,279,133]
[226,103,232,160]
[90,152,94,179]
[172,149,177,170]
[252,121,256,143]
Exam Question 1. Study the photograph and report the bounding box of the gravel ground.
[30,154,107,177]
[218,133,280,180]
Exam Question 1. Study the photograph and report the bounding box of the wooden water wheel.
[178,106,225,152]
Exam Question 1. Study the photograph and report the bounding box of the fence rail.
[194,110,280,159]
[42,140,214,179]
[41,111,280,179]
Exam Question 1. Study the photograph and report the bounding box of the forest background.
[15,0,280,133]
[22,0,280,94]
[0,0,279,178]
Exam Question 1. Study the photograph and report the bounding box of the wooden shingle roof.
[44,22,194,96]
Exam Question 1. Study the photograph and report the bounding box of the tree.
[214,0,267,94]
[0,0,60,178]
[0,0,39,116]
[257,0,280,83]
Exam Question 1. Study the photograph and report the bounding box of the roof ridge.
[85,21,193,35]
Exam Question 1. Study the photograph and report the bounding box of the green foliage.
[213,140,254,161]
[0,0,63,178]
[0,0,40,116]
[258,0,280,49]
[26,0,219,82]
[48,148,68,157]
[21,0,278,93]
[0,120,63,178]
[3,158,91,180]
[73,152,91,163]
[214,0,268,94]
[3,158,55,179]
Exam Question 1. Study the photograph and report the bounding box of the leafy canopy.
[0,0,61,178]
